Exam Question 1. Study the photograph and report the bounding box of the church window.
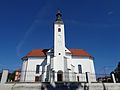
[58,28,61,32]
[36,65,40,74]
[78,64,82,73]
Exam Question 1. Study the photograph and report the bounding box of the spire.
[56,10,62,21]
[55,10,63,24]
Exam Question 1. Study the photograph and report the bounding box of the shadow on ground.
[41,82,85,90]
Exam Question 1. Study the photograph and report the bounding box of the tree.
[7,71,15,82]
[0,72,2,81]
[113,62,120,82]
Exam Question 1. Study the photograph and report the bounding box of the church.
[20,11,96,82]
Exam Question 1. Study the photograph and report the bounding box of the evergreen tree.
[114,62,120,82]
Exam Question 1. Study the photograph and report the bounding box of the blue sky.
[0,0,120,74]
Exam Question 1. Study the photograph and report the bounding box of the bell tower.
[54,10,65,57]
[53,10,66,81]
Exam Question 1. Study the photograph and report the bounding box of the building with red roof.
[20,11,96,82]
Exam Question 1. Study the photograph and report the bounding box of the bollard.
[111,73,116,83]
[86,72,91,83]
[0,69,9,84]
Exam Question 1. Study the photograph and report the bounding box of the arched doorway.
[57,70,63,81]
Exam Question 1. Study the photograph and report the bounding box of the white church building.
[20,11,96,82]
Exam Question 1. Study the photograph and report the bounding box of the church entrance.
[57,70,63,81]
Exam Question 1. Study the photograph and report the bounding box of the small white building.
[20,11,96,82]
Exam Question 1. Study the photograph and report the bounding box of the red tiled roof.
[69,49,92,57]
[22,49,49,60]
[22,49,92,60]
[28,49,49,57]
[27,49,46,57]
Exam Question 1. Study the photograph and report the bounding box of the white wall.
[71,56,95,74]
[20,60,28,82]
[70,56,96,82]
[53,23,66,72]
[65,53,72,70]
[54,24,65,56]
[20,57,46,82]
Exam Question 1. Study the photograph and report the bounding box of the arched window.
[57,70,63,81]
[58,28,61,32]
[78,64,82,73]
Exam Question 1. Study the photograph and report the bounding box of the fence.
[0,69,117,84]
[15,70,97,83]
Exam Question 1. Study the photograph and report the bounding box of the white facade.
[20,11,96,82]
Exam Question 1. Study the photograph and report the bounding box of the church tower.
[54,10,65,57]
[53,11,66,81]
